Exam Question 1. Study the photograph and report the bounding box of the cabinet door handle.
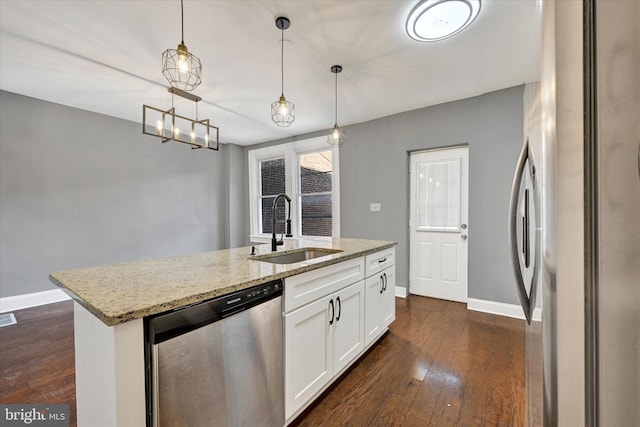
[335,297,341,322]
[329,299,334,325]
[379,276,384,294]
[383,273,387,292]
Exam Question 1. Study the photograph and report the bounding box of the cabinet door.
[333,281,365,373]
[284,295,334,419]
[381,266,396,328]
[364,274,382,347]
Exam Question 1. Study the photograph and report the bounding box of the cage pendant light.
[327,65,345,147]
[271,17,295,127]
[162,0,202,91]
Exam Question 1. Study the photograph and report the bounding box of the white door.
[409,146,469,302]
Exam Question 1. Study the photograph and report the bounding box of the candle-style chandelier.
[142,87,219,151]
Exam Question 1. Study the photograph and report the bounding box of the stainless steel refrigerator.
[510,1,640,426]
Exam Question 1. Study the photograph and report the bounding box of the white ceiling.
[0,0,539,146]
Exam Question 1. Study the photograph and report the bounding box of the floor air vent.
[0,313,17,327]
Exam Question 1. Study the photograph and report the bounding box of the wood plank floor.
[0,300,76,426]
[0,296,526,427]
[290,296,526,427]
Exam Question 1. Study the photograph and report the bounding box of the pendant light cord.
[280,26,285,96]
[180,0,185,44]
[334,71,338,125]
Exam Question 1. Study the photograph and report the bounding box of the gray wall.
[0,90,247,298]
[1,86,523,305]
[248,86,524,305]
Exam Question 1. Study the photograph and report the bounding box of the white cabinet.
[283,247,395,422]
[333,281,365,373]
[380,266,396,328]
[284,293,333,418]
[364,249,396,347]
[284,257,364,312]
[364,247,395,278]
[284,280,364,419]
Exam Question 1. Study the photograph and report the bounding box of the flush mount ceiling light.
[406,0,481,42]
[142,87,219,151]
[271,16,295,127]
[327,65,345,148]
[162,0,202,91]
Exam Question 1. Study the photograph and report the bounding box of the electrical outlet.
[370,203,381,212]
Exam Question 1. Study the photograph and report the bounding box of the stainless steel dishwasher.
[145,280,284,427]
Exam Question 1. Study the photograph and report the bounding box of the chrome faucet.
[271,193,293,251]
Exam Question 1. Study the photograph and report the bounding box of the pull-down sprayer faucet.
[271,193,293,251]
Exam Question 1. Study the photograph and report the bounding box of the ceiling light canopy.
[271,16,295,127]
[406,0,481,42]
[327,65,345,148]
[162,0,202,91]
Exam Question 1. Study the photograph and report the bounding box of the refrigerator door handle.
[509,139,533,324]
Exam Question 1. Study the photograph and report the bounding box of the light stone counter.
[49,237,396,326]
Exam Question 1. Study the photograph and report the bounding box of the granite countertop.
[49,237,396,326]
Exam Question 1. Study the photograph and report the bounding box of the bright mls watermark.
[0,404,69,426]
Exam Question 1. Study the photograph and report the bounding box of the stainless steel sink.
[250,248,343,264]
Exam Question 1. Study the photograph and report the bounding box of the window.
[259,158,286,235]
[248,137,340,241]
[299,150,332,236]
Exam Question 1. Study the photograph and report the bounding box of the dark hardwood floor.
[0,300,76,426]
[0,296,526,427]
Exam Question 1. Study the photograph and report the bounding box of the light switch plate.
[370,203,381,212]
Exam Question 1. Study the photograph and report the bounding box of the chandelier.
[142,87,219,151]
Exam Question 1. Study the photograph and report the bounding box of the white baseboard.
[395,286,408,298]
[467,298,542,322]
[0,289,71,313]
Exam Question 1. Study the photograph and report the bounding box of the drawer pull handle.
[378,258,387,263]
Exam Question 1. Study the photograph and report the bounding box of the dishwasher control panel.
[146,279,283,345]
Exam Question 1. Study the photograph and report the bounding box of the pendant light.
[162,0,202,91]
[327,65,345,147]
[271,17,295,127]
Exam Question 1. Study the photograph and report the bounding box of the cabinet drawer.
[364,247,395,278]
[284,258,365,313]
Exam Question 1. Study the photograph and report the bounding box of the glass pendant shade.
[162,43,202,91]
[327,124,345,147]
[271,95,295,127]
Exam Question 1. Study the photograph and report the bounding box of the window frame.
[248,136,340,242]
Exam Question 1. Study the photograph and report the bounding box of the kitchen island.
[50,237,396,426]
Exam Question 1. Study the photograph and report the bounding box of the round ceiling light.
[406,0,481,42]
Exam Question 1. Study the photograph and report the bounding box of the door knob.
[461,224,467,229]
[461,235,467,240]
